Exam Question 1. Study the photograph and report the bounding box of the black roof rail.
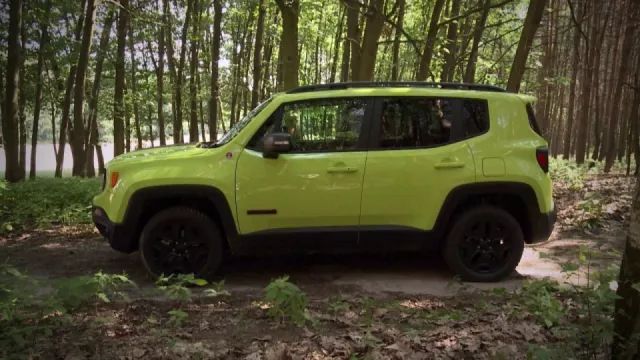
[286,81,506,94]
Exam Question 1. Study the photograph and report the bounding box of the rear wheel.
[139,207,223,280]
[443,205,524,282]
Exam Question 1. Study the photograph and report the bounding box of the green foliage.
[549,157,600,190]
[515,248,621,359]
[155,273,228,328]
[263,275,311,327]
[0,264,136,359]
[0,178,100,232]
[575,191,605,228]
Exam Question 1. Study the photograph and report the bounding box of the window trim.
[367,96,490,151]
[248,97,375,154]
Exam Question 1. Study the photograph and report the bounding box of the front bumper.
[92,206,137,253]
[529,206,557,244]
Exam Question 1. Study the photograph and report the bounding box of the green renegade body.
[92,81,556,282]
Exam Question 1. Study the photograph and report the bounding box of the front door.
[235,97,374,239]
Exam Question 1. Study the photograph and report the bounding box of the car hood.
[107,143,208,167]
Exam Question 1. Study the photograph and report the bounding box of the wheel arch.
[433,182,541,244]
[120,185,239,253]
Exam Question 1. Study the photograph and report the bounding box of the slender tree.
[3,0,22,183]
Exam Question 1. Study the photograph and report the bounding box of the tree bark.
[3,0,22,183]
[275,0,300,91]
[174,0,193,144]
[506,0,547,93]
[604,0,639,172]
[18,4,26,181]
[29,18,49,179]
[464,0,491,83]
[85,9,115,177]
[208,0,222,142]
[613,146,640,356]
[129,23,143,149]
[188,0,200,143]
[440,0,462,82]
[251,0,267,109]
[391,0,405,81]
[71,0,97,177]
[114,0,129,157]
[354,0,387,81]
[54,0,86,177]
[155,0,166,146]
[416,0,445,81]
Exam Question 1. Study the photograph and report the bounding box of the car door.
[235,97,374,240]
[359,96,488,241]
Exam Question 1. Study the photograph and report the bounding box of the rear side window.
[374,97,489,149]
[526,103,542,136]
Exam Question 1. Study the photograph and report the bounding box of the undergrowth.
[0,178,100,232]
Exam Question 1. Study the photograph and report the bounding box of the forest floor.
[0,168,636,359]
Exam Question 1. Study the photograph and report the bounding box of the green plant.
[263,275,312,326]
[155,273,227,328]
[0,178,100,233]
[576,192,605,228]
[0,264,136,359]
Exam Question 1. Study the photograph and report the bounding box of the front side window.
[252,98,368,153]
[376,97,488,149]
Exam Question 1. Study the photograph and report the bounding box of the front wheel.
[442,205,525,282]
[139,207,223,281]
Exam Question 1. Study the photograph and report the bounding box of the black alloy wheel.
[443,205,525,282]
[139,207,223,280]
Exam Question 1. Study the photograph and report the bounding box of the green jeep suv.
[92,82,555,283]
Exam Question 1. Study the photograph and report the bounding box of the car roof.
[277,82,532,103]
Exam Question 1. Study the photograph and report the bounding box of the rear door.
[359,96,489,237]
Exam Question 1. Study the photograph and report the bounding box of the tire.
[139,206,224,281]
[442,205,525,283]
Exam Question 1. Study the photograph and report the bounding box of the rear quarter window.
[526,103,542,136]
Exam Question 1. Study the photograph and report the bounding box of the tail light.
[536,147,549,173]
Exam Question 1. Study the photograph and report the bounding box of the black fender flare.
[119,185,239,250]
[431,181,542,241]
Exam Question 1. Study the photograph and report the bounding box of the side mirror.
[262,132,292,159]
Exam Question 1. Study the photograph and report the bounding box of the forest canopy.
[0,0,639,181]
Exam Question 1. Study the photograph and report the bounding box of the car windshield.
[208,96,274,147]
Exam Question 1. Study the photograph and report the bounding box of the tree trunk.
[251,0,267,109]
[275,0,299,91]
[604,0,639,172]
[3,0,22,183]
[85,9,115,177]
[71,0,96,177]
[440,0,462,82]
[129,24,143,150]
[174,0,193,144]
[54,0,86,178]
[391,0,405,81]
[188,0,200,143]
[355,0,387,81]
[29,20,49,179]
[331,8,345,83]
[114,0,129,157]
[416,0,446,81]
[155,0,166,145]
[506,0,547,93]
[18,6,26,181]
[613,157,640,357]
[464,0,491,83]
[208,0,222,142]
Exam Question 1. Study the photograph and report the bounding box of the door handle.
[434,161,465,169]
[327,166,358,173]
